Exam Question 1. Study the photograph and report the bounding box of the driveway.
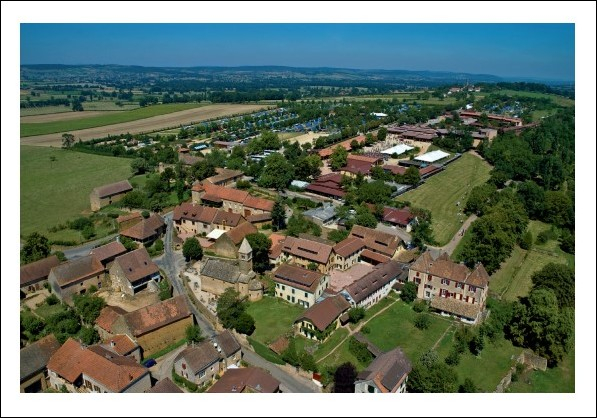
[427,214,477,257]
[376,223,412,243]
[150,344,188,381]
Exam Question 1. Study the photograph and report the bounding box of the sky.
[20,23,575,81]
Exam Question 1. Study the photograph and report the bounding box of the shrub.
[82,225,96,240]
[414,313,431,330]
[400,282,418,303]
[413,300,428,313]
[154,239,164,253]
[45,294,60,305]
[519,230,533,250]
[361,326,371,335]
[348,337,372,365]
[261,223,272,230]
[348,307,366,324]
[444,349,461,366]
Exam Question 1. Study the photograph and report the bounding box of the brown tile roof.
[280,236,333,265]
[225,221,258,246]
[20,334,61,381]
[205,184,249,204]
[174,342,220,375]
[360,249,391,264]
[123,295,191,337]
[333,236,365,258]
[116,212,142,224]
[419,165,442,177]
[467,263,490,288]
[410,251,488,288]
[268,336,289,355]
[93,180,133,199]
[341,160,375,175]
[207,368,280,393]
[89,241,127,264]
[382,165,406,176]
[207,168,243,185]
[120,213,165,241]
[268,233,286,259]
[382,207,414,227]
[95,305,128,333]
[317,136,366,158]
[213,210,244,228]
[101,334,138,356]
[214,330,241,357]
[346,260,403,304]
[273,264,325,293]
[243,195,275,212]
[47,338,148,392]
[246,213,272,223]
[329,263,375,293]
[348,154,382,164]
[146,377,183,393]
[349,225,402,257]
[113,247,159,284]
[173,203,218,224]
[356,347,411,392]
[430,296,482,319]
[50,255,104,287]
[297,295,351,331]
[20,255,60,287]
[306,172,346,198]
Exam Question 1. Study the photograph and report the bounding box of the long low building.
[20,255,61,296]
[341,260,407,309]
[90,180,133,211]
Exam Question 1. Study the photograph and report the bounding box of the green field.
[21,103,206,137]
[397,153,492,245]
[495,90,575,108]
[20,146,132,238]
[246,296,305,345]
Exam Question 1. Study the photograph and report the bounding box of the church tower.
[238,238,253,274]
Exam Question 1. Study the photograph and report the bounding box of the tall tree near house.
[61,133,75,148]
[21,232,51,264]
[258,153,294,191]
[330,146,348,171]
[245,233,272,273]
[377,127,387,142]
[333,362,357,393]
[271,199,286,231]
[182,237,203,261]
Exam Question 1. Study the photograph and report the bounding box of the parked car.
[143,358,157,368]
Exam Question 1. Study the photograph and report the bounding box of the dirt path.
[21,104,267,146]
[316,296,400,364]
[432,324,454,350]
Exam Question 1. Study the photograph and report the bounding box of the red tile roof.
[50,255,104,287]
[273,264,325,293]
[89,241,127,264]
[418,165,442,177]
[120,214,165,241]
[146,377,184,393]
[382,207,414,227]
[123,295,191,337]
[349,225,402,257]
[213,210,244,228]
[280,236,333,264]
[92,180,133,199]
[207,368,280,393]
[206,168,243,185]
[360,249,391,264]
[116,212,142,224]
[95,305,128,333]
[174,342,220,375]
[333,236,365,258]
[173,203,218,224]
[225,221,258,245]
[103,334,138,356]
[410,251,489,288]
[268,233,286,259]
[317,136,366,158]
[246,213,272,223]
[297,295,351,331]
[244,195,275,212]
[382,165,406,176]
[347,154,381,164]
[113,247,159,284]
[20,255,61,287]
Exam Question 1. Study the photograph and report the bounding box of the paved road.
[427,214,478,257]
[241,349,320,393]
[150,344,188,381]
[61,233,119,259]
[155,213,217,339]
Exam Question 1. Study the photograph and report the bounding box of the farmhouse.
[294,295,351,341]
[273,264,329,308]
[173,203,219,237]
[96,334,141,362]
[109,248,161,296]
[333,236,365,271]
[48,255,105,304]
[214,330,243,372]
[349,225,402,259]
[90,180,133,211]
[47,338,150,393]
[207,367,281,393]
[355,347,412,393]
[20,334,61,393]
[20,255,60,295]
[89,241,127,269]
[305,173,346,200]
[278,236,335,273]
[328,263,375,293]
[206,167,244,187]
[408,251,490,324]
[208,221,258,259]
[116,212,142,230]
[382,207,416,231]
[387,124,437,142]
[340,155,384,178]
[173,341,221,386]
[119,213,166,247]
[95,305,129,340]
[192,182,274,217]
[342,260,406,309]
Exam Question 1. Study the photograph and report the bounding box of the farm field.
[21,111,115,123]
[21,103,208,137]
[20,145,132,239]
[21,104,268,146]
[397,153,492,246]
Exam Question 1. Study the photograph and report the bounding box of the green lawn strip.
[34,302,67,321]
[247,337,285,365]
[144,338,187,360]
[323,338,368,372]
[489,246,529,299]
[20,146,132,238]
[246,297,305,345]
[21,103,205,137]
[397,153,491,245]
[451,228,474,261]
[313,328,350,363]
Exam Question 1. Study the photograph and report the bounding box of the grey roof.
[239,238,252,255]
[175,342,220,375]
[303,203,337,222]
[345,260,403,304]
[356,347,412,392]
[20,334,61,382]
[201,259,240,284]
[146,377,184,393]
[214,330,241,357]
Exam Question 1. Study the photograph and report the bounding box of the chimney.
[110,340,116,347]
[116,236,120,243]
[232,385,237,392]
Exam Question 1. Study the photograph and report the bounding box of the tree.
[559,229,575,254]
[182,237,203,261]
[191,160,217,181]
[79,326,100,345]
[353,205,378,228]
[299,352,318,373]
[348,337,373,365]
[531,263,575,309]
[160,167,176,191]
[333,362,357,393]
[458,378,478,393]
[307,262,318,271]
[142,210,150,219]
[348,307,366,324]
[61,133,75,148]
[121,190,147,209]
[21,232,51,264]
[414,313,431,330]
[271,199,286,231]
[356,181,392,205]
[520,230,533,250]
[400,281,418,303]
[73,294,106,324]
[327,229,349,243]
[245,233,272,273]
[216,288,250,332]
[119,236,138,252]
[469,333,485,356]
[281,338,300,367]
[330,146,348,171]
[235,312,256,335]
[410,219,435,250]
[408,358,458,393]
[403,166,421,185]
[465,184,497,215]
[258,154,294,190]
[185,324,204,343]
[543,191,573,228]
[377,127,387,142]
[72,100,84,111]
[131,158,150,175]
[295,155,323,181]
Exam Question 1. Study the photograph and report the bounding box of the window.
[415,271,420,277]
[425,291,431,298]
[415,278,421,284]
[427,274,432,281]
[286,295,290,301]
[282,285,286,290]
[304,302,309,308]
[291,288,295,294]
[93,385,100,392]
[441,278,450,286]
[368,385,376,393]
[469,285,476,292]
[276,283,279,288]
[455,282,464,289]
[440,289,448,297]
[291,296,295,303]
[304,292,308,298]
[84,380,92,389]
[199,370,206,378]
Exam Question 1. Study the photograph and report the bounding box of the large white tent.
[381,144,414,155]
[415,150,450,163]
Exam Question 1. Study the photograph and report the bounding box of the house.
[268,233,287,265]
[178,149,204,166]
[20,255,60,296]
[20,334,61,393]
[119,213,166,247]
[333,236,365,271]
[173,341,221,386]
[305,173,346,200]
[47,338,151,393]
[212,210,245,231]
[246,212,273,228]
[349,225,402,259]
[108,295,193,355]
[278,236,335,273]
[97,334,141,362]
[116,212,142,230]
[173,203,219,237]
[48,255,105,304]
[408,251,490,324]
[273,264,330,308]
[146,377,184,393]
[95,305,129,341]
[340,155,383,178]
[90,180,133,211]
[206,168,244,187]
[209,221,258,259]
[200,239,262,301]
[89,241,127,269]
[294,295,351,341]
[387,124,437,142]
[382,165,407,176]
[192,182,274,217]
[342,260,405,309]
[214,330,242,372]
[382,207,416,232]
[109,248,161,296]
[303,203,337,226]
[207,367,281,393]
[354,347,412,393]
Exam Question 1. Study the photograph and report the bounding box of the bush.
[361,326,371,335]
[444,349,461,366]
[469,333,485,356]
[536,229,556,245]
[261,223,272,230]
[519,230,533,250]
[348,337,373,365]
[82,225,96,240]
[154,239,164,253]
[348,307,366,324]
[400,281,418,303]
[69,217,93,231]
[414,313,431,330]
[413,300,428,313]
[46,294,60,306]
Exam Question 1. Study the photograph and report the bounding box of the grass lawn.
[397,153,491,246]
[246,296,305,345]
[34,302,67,321]
[247,337,285,365]
[320,337,365,371]
[20,146,132,238]
[451,228,474,261]
[313,328,350,363]
[496,90,575,108]
[364,300,453,364]
[278,132,302,140]
[21,103,206,137]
